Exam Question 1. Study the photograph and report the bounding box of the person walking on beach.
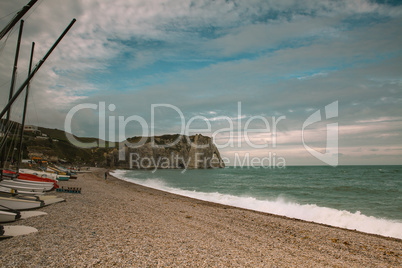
[105,171,108,180]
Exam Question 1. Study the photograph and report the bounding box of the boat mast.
[6,20,24,122]
[16,42,35,173]
[0,18,76,121]
[0,0,38,40]
[0,18,76,177]
[0,20,24,176]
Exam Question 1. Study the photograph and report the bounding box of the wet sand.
[0,168,400,267]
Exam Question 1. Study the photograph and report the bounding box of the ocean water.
[111,166,402,239]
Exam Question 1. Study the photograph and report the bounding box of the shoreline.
[110,168,402,241]
[0,168,400,266]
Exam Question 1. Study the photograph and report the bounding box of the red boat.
[2,170,59,189]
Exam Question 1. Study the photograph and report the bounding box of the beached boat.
[57,175,70,181]
[0,202,47,223]
[0,180,49,192]
[0,186,16,194]
[43,197,65,206]
[19,168,58,180]
[0,196,43,210]
[12,178,54,188]
[0,186,45,197]
[15,178,54,186]
[0,185,43,196]
[3,170,58,189]
[0,184,45,193]
[0,176,53,189]
[55,165,76,176]
[19,211,47,219]
[0,224,38,238]
[42,167,70,181]
[18,194,65,206]
[47,166,67,175]
[0,3,75,240]
[0,210,19,223]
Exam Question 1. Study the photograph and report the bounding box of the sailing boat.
[0,4,76,232]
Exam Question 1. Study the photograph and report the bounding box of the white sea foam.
[111,170,402,239]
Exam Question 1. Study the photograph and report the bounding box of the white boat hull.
[2,179,52,188]
[0,225,38,237]
[0,210,47,223]
[0,187,45,196]
[15,179,54,186]
[20,211,47,219]
[0,180,51,192]
[0,197,43,210]
[0,183,45,193]
[0,211,18,223]
[21,195,65,205]
[43,197,65,206]
[0,186,16,194]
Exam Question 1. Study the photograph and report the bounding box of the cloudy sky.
[0,0,401,166]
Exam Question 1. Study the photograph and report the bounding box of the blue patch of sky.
[87,31,272,91]
[87,52,218,92]
[86,33,322,92]
[255,9,318,23]
[116,38,165,50]
[340,13,393,30]
[187,25,226,39]
[86,7,398,94]
[370,0,402,6]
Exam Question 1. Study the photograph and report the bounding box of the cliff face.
[110,134,225,169]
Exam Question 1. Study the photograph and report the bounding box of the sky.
[0,0,401,166]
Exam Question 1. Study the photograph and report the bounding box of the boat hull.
[0,183,45,193]
[0,211,18,223]
[57,176,70,181]
[19,169,58,180]
[0,225,38,237]
[0,180,51,192]
[0,197,43,210]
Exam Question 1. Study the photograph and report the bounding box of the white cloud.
[1,0,401,165]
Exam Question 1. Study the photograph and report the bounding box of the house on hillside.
[24,125,41,135]
[24,125,38,131]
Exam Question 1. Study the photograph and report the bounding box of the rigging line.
[1,109,18,135]
[7,126,18,165]
[1,119,21,156]
[0,7,21,21]
[0,18,77,121]
[21,0,44,23]
[2,117,15,136]
[0,0,43,57]
[0,27,15,57]
[0,120,16,156]
[9,124,21,163]
[0,0,39,41]
[4,129,16,169]
[0,124,10,150]
[3,97,25,155]
[29,79,40,126]
[0,94,24,146]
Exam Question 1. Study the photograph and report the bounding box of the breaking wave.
[111,169,402,239]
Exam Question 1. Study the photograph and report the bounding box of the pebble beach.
[0,168,401,267]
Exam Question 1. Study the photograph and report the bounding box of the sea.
[111,165,402,239]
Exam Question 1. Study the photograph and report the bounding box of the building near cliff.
[107,134,225,169]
